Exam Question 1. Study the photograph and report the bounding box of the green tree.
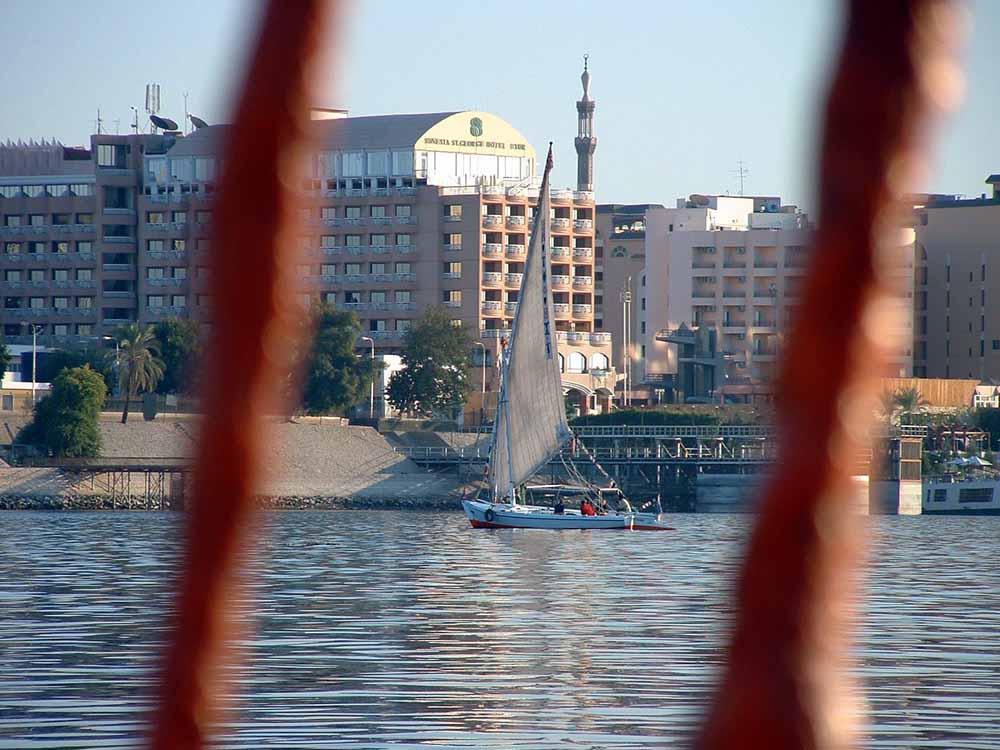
[153,318,200,395]
[387,306,472,418]
[115,323,164,424]
[877,389,900,424]
[894,387,927,423]
[0,339,11,381]
[301,306,377,415]
[22,365,107,457]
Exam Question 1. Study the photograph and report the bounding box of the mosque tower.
[574,55,597,192]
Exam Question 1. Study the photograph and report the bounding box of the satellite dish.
[189,115,210,130]
[150,115,179,131]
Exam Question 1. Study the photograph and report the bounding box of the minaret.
[574,55,597,192]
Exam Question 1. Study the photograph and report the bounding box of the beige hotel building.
[1,64,615,411]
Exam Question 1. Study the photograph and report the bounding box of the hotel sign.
[417,112,536,159]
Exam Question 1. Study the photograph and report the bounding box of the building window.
[148,296,165,308]
[173,239,186,253]
[172,267,187,280]
[324,293,336,305]
[172,211,187,224]
[77,324,92,336]
[321,264,336,276]
[370,205,387,218]
[345,263,361,275]
[345,206,361,218]
[370,234,387,247]
[29,214,44,226]
[641,321,646,335]
[321,235,337,248]
[395,205,411,218]
[993,340,1000,350]
[53,241,69,255]
[147,211,165,225]
[344,291,361,304]
[395,290,411,303]
[53,297,69,309]
[196,211,212,224]
[395,233,411,246]
[371,291,387,304]
[566,352,586,373]
[370,319,387,332]
[396,319,411,332]
[443,290,462,306]
[321,207,336,221]
[96,143,127,168]
[53,324,69,336]
[147,267,165,279]
[346,234,361,247]
[445,204,462,218]
[450,319,463,328]
[395,262,411,274]
[77,297,93,309]
[444,261,461,278]
[370,262,386,274]
[53,269,69,281]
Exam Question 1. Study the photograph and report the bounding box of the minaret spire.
[575,54,597,192]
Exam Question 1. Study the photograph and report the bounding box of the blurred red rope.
[148,2,336,747]
[697,2,962,748]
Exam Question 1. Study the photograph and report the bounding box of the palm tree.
[877,390,900,424]
[893,387,927,424]
[115,324,164,423]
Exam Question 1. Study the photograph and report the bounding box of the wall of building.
[915,200,1000,381]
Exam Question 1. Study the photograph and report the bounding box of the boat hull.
[462,499,671,531]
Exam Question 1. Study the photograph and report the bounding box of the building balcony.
[506,187,527,200]
[753,320,778,330]
[692,260,717,269]
[147,305,187,317]
[753,293,778,304]
[394,244,415,254]
[504,302,518,316]
[550,246,572,260]
[339,302,368,312]
[369,244,391,255]
[551,190,573,204]
[102,290,133,299]
[505,273,523,287]
[103,236,136,245]
[573,190,595,203]
[505,244,526,259]
[53,279,95,290]
[371,216,393,226]
[443,243,462,252]
[101,263,135,272]
[754,260,778,268]
[506,215,526,228]
[573,219,593,231]
[482,272,503,288]
[481,300,503,316]
[551,274,571,289]
[442,271,462,280]
[147,277,188,288]
[344,188,367,197]
[443,214,462,223]
[371,188,391,198]
[394,216,417,225]
[572,247,593,260]
[145,222,172,232]
[551,217,571,231]
[572,304,592,318]
[319,274,342,285]
[480,329,510,339]
[553,303,571,319]
[723,261,747,269]
[103,317,135,326]
[572,276,593,289]
[482,186,504,197]
[394,272,416,282]
[321,245,344,255]
[483,243,504,258]
[482,215,504,228]
[396,186,418,196]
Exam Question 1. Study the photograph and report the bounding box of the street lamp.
[25,323,43,406]
[473,341,486,425]
[361,336,375,419]
[101,335,120,396]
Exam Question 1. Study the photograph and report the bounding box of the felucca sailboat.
[462,146,670,531]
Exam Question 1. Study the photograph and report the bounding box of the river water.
[0,511,997,749]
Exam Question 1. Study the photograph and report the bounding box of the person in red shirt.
[580,499,597,516]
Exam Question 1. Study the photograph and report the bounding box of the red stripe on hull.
[469,519,672,531]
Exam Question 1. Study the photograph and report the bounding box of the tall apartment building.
[1,63,615,411]
[913,176,1000,381]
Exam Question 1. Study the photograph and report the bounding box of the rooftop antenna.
[93,109,103,135]
[113,118,121,135]
[183,91,190,135]
[145,83,161,133]
[731,159,749,196]
[130,106,139,134]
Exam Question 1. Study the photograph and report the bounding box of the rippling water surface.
[0,512,997,748]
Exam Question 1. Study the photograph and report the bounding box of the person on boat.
[580,498,597,516]
[553,498,565,514]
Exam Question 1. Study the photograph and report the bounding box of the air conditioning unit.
[707,247,716,254]
[738,276,746,282]
[737,247,746,254]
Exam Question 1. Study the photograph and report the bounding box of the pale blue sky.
[1,1,997,210]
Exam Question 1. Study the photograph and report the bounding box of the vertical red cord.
[148,2,337,747]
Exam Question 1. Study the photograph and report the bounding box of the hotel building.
[0,64,615,411]
[913,176,1000,381]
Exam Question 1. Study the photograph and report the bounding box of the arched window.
[558,353,565,373]
[566,352,586,373]
[589,352,609,372]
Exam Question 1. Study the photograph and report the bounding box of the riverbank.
[0,417,472,510]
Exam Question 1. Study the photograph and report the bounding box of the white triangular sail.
[491,146,571,499]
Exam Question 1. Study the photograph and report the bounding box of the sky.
[1,0,997,212]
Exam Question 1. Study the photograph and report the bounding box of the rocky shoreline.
[0,494,464,511]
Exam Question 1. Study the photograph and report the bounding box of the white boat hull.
[462,499,672,531]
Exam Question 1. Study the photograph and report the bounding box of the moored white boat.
[462,498,672,531]
[923,476,1000,515]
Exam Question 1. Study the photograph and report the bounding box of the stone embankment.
[0,415,470,511]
